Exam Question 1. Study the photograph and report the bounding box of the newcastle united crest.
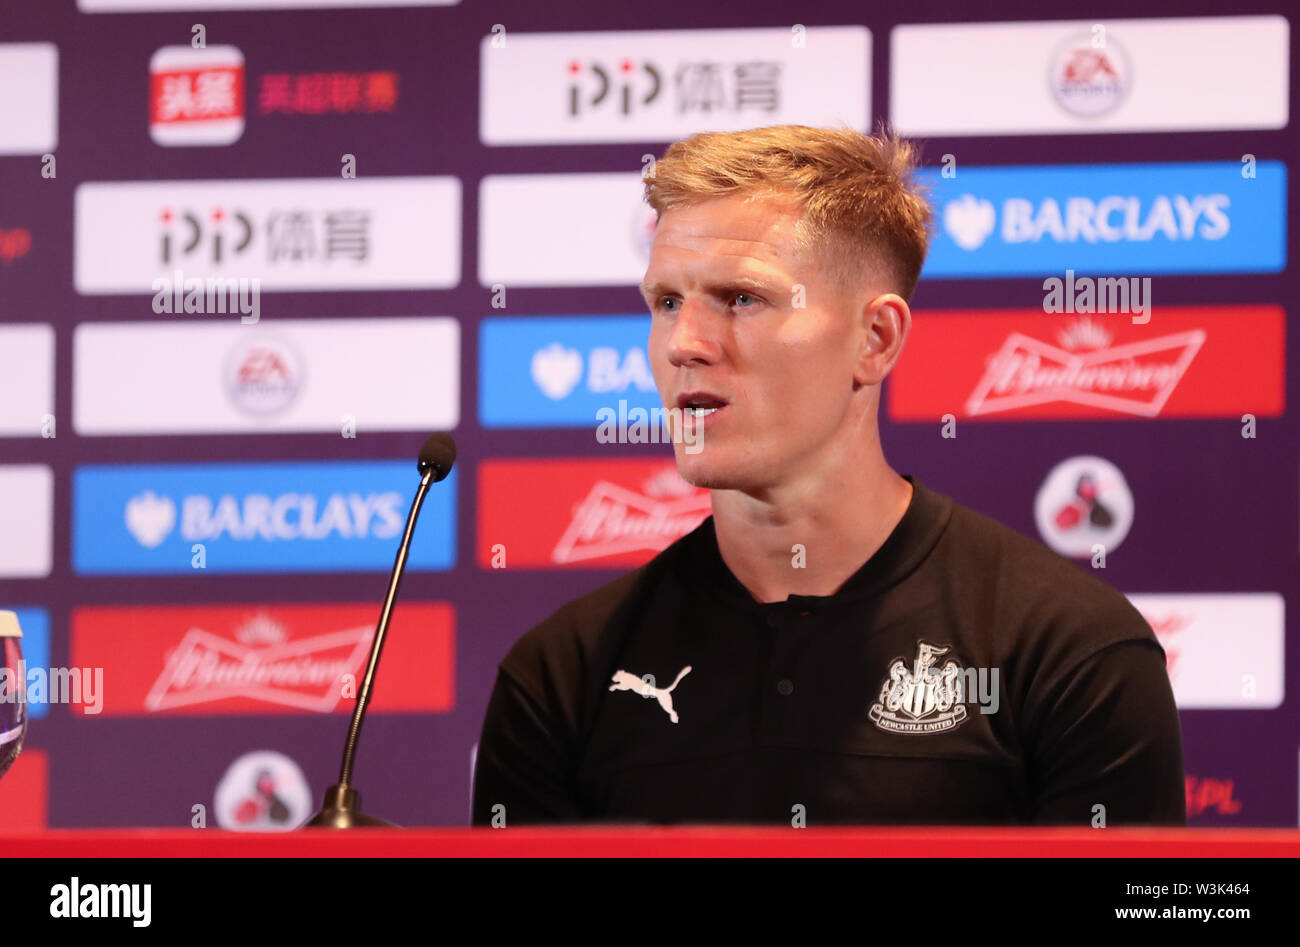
[869,640,968,734]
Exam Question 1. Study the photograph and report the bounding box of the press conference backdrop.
[0,0,1294,830]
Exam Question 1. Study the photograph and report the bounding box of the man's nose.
[666,299,721,367]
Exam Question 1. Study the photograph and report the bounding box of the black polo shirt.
[471,476,1185,826]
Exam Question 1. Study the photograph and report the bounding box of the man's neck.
[710,466,914,605]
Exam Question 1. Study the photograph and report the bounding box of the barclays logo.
[531,343,584,399]
[75,461,456,575]
[125,490,175,548]
[943,195,996,250]
[942,192,1231,251]
[122,488,405,547]
[530,341,655,401]
[482,315,660,428]
[919,161,1285,277]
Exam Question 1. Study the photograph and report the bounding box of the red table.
[2,826,1297,857]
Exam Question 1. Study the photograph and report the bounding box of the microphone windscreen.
[417,432,457,481]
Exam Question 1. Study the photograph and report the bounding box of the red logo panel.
[478,458,710,569]
[150,64,244,125]
[0,749,48,830]
[71,603,454,716]
[889,306,1284,420]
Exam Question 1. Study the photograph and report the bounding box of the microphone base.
[303,785,397,829]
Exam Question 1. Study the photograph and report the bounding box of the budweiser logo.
[145,618,372,712]
[966,319,1205,418]
[552,475,711,564]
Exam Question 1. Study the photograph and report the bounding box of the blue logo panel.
[73,462,457,575]
[480,315,659,428]
[918,161,1286,277]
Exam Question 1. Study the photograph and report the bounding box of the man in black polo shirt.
[471,125,1185,826]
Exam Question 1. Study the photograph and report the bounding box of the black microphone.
[304,433,457,829]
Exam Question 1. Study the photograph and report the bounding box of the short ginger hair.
[643,124,933,303]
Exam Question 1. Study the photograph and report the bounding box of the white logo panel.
[75,177,461,293]
[0,44,57,154]
[480,173,648,287]
[0,325,55,437]
[1128,592,1284,709]
[892,16,1288,136]
[74,317,460,434]
[0,466,53,578]
[482,26,869,145]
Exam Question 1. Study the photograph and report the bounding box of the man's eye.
[733,293,754,307]
[660,297,678,312]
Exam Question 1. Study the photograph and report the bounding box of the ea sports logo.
[224,336,303,417]
[1049,32,1132,119]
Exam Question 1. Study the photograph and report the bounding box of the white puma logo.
[609,666,692,723]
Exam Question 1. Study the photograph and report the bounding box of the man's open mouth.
[676,392,729,418]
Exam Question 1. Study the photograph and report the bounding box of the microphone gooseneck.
[335,467,434,794]
[305,433,457,829]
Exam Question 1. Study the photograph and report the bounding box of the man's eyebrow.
[640,275,777,299]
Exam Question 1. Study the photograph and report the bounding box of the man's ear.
[853,293,911,387]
